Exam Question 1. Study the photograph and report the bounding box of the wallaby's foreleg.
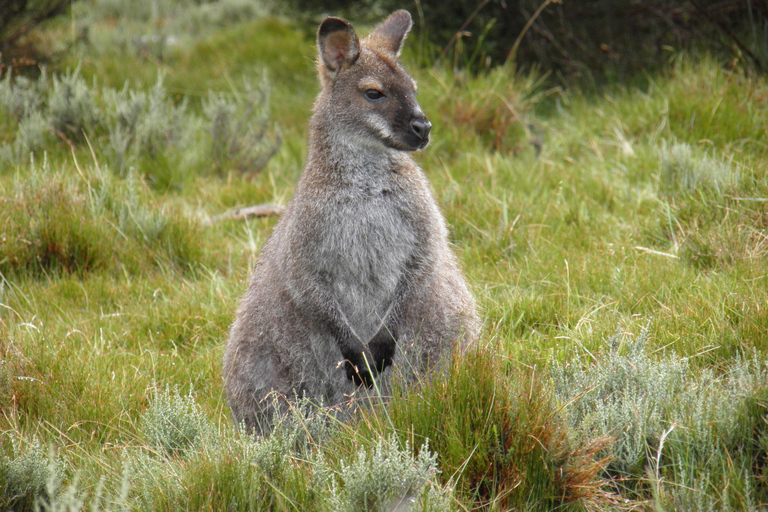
[365,262,420,377]
[368,326,396,373]
[302,277,379,385]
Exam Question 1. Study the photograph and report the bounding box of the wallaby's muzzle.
[410,118,431,144]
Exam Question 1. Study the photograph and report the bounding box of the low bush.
[552,326,768,506]
[358,347,613,510]
[326,436,451,512]
[0,439,65,512]
[130,395,452,512]
[0,66,278,188]
[142,386,213,458]
[203,74,281,176]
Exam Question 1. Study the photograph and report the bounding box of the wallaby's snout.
[410,117,431,145]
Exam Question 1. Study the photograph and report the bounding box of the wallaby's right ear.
[318,17,360,73]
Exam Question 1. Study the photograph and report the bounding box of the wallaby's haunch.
[223,10,479,433]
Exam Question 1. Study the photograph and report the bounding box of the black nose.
[410,119,431,140]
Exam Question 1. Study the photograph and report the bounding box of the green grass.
[1,4,767,511]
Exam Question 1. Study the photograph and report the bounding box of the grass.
[1,3,767,511]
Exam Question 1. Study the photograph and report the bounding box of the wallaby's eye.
[364,89,384,100]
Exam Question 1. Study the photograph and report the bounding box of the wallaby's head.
[315,10,430,152]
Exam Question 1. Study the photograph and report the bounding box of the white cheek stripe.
[366,112,393,140]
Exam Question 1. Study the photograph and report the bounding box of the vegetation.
[0,0,71,71]
[1,1,767,510]
[280,0,768,80]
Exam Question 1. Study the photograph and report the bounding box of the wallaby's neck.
[306,116,410,179]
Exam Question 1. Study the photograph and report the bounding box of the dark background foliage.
[280,0,768,82]
[0,0,70,69]
[5,0,768,83]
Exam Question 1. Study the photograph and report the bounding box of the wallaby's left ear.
[366,10,412,57]
[318,17,360,72]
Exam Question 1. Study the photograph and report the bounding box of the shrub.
[552,325,687,481]
[203,75,281,176]
[658,357,768,509]
[0,69,48,120]
[659,141,738,195]
[104,74,189,172]
[133,394,454,512]
[11,111,56,163]
[133,396,332,511]
[141,386,212,458]
[47,66,100,142]
[0,440,65,512]
[0,65,279,186]
[553,325,768,506]
[327,437,450,512]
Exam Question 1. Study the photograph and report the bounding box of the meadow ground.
[1,6,767,511]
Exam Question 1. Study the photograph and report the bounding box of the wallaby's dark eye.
[365,89,384,100]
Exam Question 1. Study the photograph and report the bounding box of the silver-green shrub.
[13,111,54,161]
[0,440,65,511]
[0,70,49,120]
[141,386,212,458]
[552,325,687,476]
[327,437,449,512]
[104,74,189,170]
[661,356,768,510]
[48,67,100,141]
[553,324,768,507]
[659,141,738,194]
[203,75,280,175]
[1,66,277,182]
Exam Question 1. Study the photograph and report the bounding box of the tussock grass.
[0,161,206,278]
[356,347,614,510]
[1,5,767,511]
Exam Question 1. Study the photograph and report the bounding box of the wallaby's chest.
[317,184,417,340]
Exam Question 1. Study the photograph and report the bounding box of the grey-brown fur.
[223,10,478,433]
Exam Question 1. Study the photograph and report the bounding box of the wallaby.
[223,10,479,433]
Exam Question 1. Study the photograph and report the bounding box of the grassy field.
[1,3,767,511]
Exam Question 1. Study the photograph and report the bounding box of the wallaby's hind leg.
[401,264,478,373]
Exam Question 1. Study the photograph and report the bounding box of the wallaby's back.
[223,10,478,433]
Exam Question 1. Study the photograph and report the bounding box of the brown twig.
[48,125,76,152]
[506,0,561,65]
[438,0,491,61]
[203,204,285,226]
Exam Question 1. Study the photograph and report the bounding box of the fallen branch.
[203,204,285,226]
[633,246,679,259]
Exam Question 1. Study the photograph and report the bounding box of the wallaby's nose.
[410,119,431,140]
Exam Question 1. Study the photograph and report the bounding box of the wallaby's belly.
[319,195,416,342]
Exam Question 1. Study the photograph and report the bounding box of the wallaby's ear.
[318,17,360,72]
[366,10,412,57]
